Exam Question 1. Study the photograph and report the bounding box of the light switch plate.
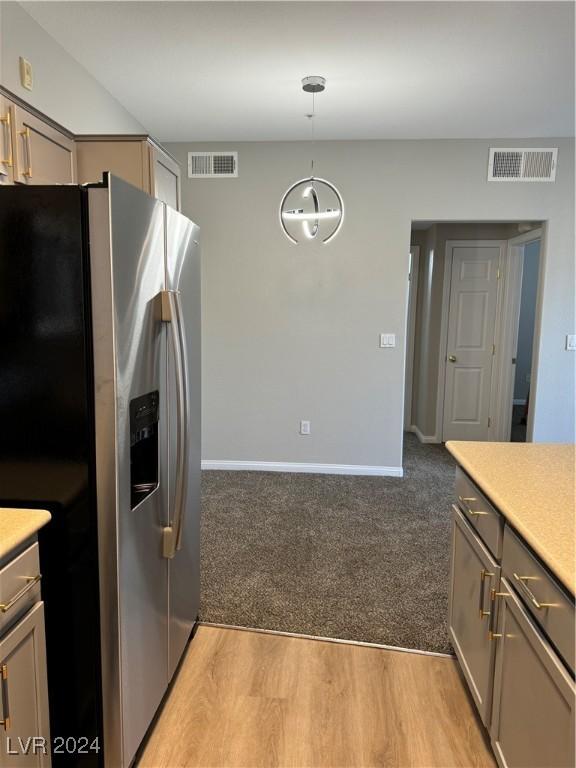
[300,420,311,435]
[19,57,33,90]
[566,334,576,351]
[379,333,396,348]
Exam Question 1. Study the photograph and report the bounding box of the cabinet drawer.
[455,466,503,559]
[502,525,575,673]
[0,544,41,635]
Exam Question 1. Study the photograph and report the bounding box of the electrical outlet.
[19,57,33,91]
[566,334,576,351]
[300,420,311,435]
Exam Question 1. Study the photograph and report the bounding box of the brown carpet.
[200,432,455,654]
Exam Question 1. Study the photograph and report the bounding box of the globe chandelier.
[279,76,344,245]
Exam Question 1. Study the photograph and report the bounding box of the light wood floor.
[138,625,495,768]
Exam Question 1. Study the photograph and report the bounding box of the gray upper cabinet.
[448,504,501,726]
[490,578,575,768]
[0,602,51,767]
[12,103,75,185]
[76,136,181,210]
[151,144,180,210]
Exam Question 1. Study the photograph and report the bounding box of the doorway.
[503,231,542,443]
[407,222,544,443]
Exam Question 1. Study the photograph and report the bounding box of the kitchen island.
[445,441,575,768]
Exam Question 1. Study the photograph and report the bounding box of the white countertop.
[0,508,51,560]
[446,442,575,595]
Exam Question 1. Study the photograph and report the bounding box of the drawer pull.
[458,495,489,517]
[0,574,41,613]
[0,664,9,731]
[479,569,494,619]
[513,572,555,611]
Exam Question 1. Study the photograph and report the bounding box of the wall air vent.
[488,148,557,182]
[188,151,238,178]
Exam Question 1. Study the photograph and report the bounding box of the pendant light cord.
[310,91,315,178]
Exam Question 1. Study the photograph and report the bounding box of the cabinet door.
[449,504,500,725]
[76,139,148,190]
[0,97,15,185]
[150,145,180,210]
[0,602,51,767]
[13,105,75,185]
[490,578,575,768]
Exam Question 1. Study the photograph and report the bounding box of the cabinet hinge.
[496,267,501,279]
[492,343,496,356]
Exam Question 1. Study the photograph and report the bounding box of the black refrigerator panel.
[0,186,102,766]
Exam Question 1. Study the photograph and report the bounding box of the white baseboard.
[201,460,403,477]
[410,425,440,444]
[513,398,527,406]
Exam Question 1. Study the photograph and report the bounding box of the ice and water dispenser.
[129,391,159,509]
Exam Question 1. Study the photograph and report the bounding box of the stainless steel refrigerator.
[0,174,201,767]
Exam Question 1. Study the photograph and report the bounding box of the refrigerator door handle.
[173,290,190,552]
[158,289,189,559]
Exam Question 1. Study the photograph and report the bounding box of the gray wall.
[410,222,520,439]
[167,139,574,469]
[514,239,540,402]
[0,2,145,133]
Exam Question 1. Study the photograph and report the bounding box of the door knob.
[448,355,457,362]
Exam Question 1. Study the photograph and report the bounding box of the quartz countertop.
[0,508,51,560]
[446,442,575,595]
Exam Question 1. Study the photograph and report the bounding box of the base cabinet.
[490,579,575,768]
[449,468,576,768]
[449,505,500,725]
[0,602,51,767]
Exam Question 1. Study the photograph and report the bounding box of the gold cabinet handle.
[19,126,32,178]
[488,588,510,640]
[458,495,489,517]
[0,574,41,613]
[479,569,494,619]
[448,355,457,362]
[0,110,13,167]
[512,572,555,611]
[0,664,9,731]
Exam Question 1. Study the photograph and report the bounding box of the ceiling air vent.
[488,148,557,182]
[188,151,238,178]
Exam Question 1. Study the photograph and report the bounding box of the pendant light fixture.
[279,76,344,245]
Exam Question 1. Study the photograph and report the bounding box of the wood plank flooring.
[138,625,495,768]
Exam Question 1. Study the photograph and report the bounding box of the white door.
[443,242,503,441]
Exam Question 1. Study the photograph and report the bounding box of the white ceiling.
[23,1,575,142]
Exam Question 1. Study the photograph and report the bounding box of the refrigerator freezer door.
[89,177,169,768]
[165,206,201,678]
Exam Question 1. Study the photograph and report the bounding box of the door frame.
[403,245,420,430]
[493,228,543,441]
[436,239,507,442]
